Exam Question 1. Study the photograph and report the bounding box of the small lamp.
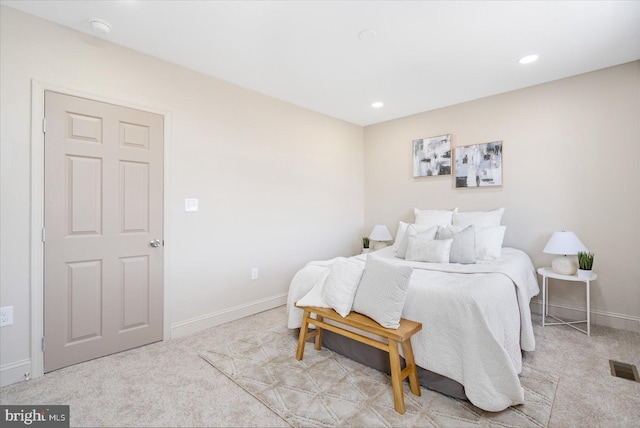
[543,231,587,275]
[369,225,393,251]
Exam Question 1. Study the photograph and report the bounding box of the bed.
[286,215,540,412]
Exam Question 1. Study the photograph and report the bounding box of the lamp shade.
[369,225,392,241]
[543,231,587,255]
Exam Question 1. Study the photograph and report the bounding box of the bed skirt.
[301,328,468,401]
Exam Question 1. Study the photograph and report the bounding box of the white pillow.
[437,225,476,264]
[413,208,458,227]
[453,207,504,228]
[392,221,410,251]
[476,226,506,261]
[296,270,331,308]
[405,236,452,263]
[395,225,437,259]
[322,259,365,317]
[352,256,413,329]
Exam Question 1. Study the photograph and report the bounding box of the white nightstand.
[537,267,598,336]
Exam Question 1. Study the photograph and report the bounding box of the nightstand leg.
[586,281,590,336]
[546,277,550,318]
[542,276,546,327]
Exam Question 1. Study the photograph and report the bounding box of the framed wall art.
[412,134,451,177]
[454,141,503,188]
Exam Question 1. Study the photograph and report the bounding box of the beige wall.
[0,6,364,385]
[364,61,640,332]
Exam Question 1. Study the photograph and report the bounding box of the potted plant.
[362,237,370,254]
[577,251,595,279]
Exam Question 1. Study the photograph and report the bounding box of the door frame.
[30,79,172,379]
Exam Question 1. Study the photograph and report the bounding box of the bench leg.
[295,309,311,360]
[314,315,324,350]
[401,338,421,397]
[388,339,406,414]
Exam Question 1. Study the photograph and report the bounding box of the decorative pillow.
[392,221,410,251]
[405,236,453,263]
[476,226,506,261]
[322,259,365,317]
[395,225,437,259]
[352,256,413,329]
[437,225,476,264]
[296,270,331,308]
[414,208,458,227]
[452,207,504,228]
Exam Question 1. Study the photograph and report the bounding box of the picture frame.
[412,134,451,177]
[454,141,503,188]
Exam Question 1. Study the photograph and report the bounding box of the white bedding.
[286,246,540,412]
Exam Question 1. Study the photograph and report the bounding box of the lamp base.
[372,241,389,251]
[551,255,578,275]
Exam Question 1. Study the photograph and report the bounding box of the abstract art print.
[454,141,503,188]
[413,134,451,177]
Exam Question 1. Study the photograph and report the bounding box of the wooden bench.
[295,304,422,414]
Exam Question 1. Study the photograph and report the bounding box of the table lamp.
[543,231,587,275]
[369,225,393,251]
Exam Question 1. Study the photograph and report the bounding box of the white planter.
[577,269,593,279]
[362,248,370,254]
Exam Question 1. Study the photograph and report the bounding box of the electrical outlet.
[0,306,13,327]
[251,267,259,280]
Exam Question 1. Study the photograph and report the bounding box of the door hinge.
[42,118,47,134]
[42,228,46,243]
[41,337,45,352]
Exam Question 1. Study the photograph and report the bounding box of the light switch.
[185,198,198,212]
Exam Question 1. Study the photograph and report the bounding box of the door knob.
[150,239,161,248]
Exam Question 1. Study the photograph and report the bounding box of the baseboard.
[530,300,640,334]
[1,295,287,387]
[170,293,288,339]
[0,359,31,387]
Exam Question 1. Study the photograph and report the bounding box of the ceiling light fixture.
[371,102,384,108]
[90,19,112,34]
[519,54,539,64]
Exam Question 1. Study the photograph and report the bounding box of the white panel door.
[44,91,164,372]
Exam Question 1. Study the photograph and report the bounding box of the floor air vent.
[609,360,639,382]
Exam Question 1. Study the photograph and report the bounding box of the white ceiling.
[3,0,640,126]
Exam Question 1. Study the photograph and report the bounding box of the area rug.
[200,326,558,427]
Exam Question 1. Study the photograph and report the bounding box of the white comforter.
[286,246,540,412]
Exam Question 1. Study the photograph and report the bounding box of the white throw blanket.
[286,246,540,412]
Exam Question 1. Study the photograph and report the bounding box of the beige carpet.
[200,326,558,428]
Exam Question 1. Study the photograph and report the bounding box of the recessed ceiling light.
[519,54,539,64]
[371,102,384,108]
[358,29,377,41]
[90,19,112,34]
